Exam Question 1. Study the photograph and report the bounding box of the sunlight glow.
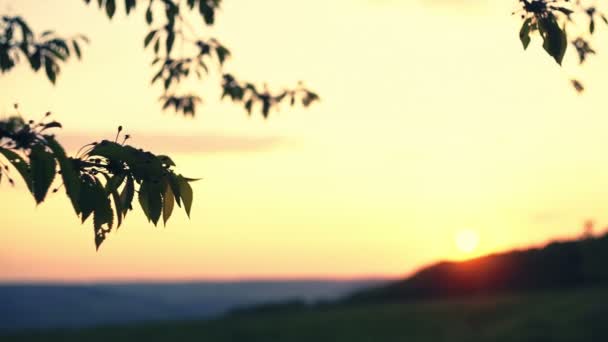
[455,230,479,254]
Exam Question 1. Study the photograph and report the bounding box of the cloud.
[57,132,286,154]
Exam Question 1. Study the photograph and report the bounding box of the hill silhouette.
[346,233,608,303]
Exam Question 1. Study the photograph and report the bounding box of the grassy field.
[5,287,608,342]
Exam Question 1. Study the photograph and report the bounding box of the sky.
[1,0,608,282]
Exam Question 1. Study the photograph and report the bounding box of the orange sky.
[1,0,608,282]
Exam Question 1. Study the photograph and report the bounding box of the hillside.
[5,287,608,342]
[0,280,383,332]
[347,233,608,303]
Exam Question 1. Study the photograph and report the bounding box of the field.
[5,287,608,342]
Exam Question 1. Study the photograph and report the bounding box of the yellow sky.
[1,0,608,281]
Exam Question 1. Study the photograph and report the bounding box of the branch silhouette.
[0,109,196,250]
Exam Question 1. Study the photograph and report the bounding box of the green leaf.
[41,121,62,131]
[153,39,160,54]
[519,18,532,50]
[45,136,81,214]
[29,144,56,204]
[0,147,32,191]
[138,180,162,225]
[199,1,215,25]
[146,5,153,24]
[554,7,573,17]
[72,40,82,59]
[167,173,181,207]
[538,14,567,65]
[166,31,175,55]
[144,30,157,48]
[177,176,193,217]
[590,19,595,34]
[111,188,123,228]
[92,178,113,250]
[125,0,136,15]
[105,0,116,18]
[119,174,135,217]
[93,178,113,229]
[79,176,97,222]
[215,45,230,65]
[105,173,125,194]
[158,155,176,166]
[162,181,175,225]
[44,58,56,84]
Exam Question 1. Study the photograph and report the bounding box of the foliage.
[0,109,196,250]
[0,15,87,84]
[0,1,320,118]
[516,0,608,92]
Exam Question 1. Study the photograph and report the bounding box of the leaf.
[105,173,125,193]
[245,99,253,115]
[105,0,116,19]
[162,181,175,225]
[29,144,56,204]
[262,97,271,118]
[154,38,160,54]
[144,30,157,48]
[92,178,113,250]
[41,121,62,131]
[138,180,162,225]
[215,45,230,65]
[167,173,182,207]
[538,14,567,65]
[519,18,532,50]
[119,174,135,217]
[125,0,136,15]
[199,0,215,25]
[72,40,82,59]
[93,178,113,230]
[158,155,175,166]
[177,176,193,217]
[111,188,123,228]
[44,58,56,84]
[28,49,41,71]
[0,147,32,191]
[571,79,584,93]
[45,136,81,214]
[166,31,175,55]
[554,7,573,17]
[146,5,153,24]
[590,18,595,34]
[79,176,97,222]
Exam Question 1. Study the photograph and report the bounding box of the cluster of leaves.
[0,15,87,84]
[0,110,196,250]
[517,0,608,92]
[221,75,319,118]
[3,2,319,118]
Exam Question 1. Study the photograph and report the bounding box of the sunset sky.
[1,0,608,282]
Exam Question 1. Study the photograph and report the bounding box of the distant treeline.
[346,233,608,303]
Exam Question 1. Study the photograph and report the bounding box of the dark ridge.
[345,233,608,303]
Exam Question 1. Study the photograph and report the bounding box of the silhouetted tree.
[516,0,608,92]
[0,0,319,117]
[0,112,195,249]
[0,1,322,250]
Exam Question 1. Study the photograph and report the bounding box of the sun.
[455,229,479,253]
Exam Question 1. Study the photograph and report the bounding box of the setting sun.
[455,230,480,253]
